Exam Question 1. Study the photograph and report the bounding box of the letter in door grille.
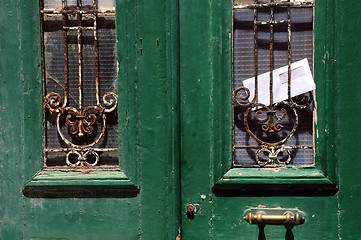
[232,0,315,166]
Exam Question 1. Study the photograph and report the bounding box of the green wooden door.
[180,0,361,239]
[0,0,180,239]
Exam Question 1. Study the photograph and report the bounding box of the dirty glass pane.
[98,0,115,10]
[233,0,315,166]
[41,1,118,169]
[43,0,62,10]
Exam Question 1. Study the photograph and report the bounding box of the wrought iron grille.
[233,0,315,166]
[41,0,118,169]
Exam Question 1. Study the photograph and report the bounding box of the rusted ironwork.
[41,9,115,14]
[287,3,292,100]
[253,6,258,106]
[269,0,274,107]
[234,145,313,149]
[62,15,69,107]
[233,0,314,166]
[45,148,117,152]
[255,20,286,25]
[45,166,120,171]
[77,28,83,110]
[233,1,314,9]
[93,0,100,106]
[41,0,118,168]
[63,26,95,30]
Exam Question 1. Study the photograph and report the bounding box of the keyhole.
[186,204,195,219]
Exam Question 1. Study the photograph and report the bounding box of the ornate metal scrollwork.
[66,149,99,167]
[233,86,312,166]
[41,0,118,168]
[44,92,117,160]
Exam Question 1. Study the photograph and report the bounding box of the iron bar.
[41,9,115,14]
[77,28,83,110]
[255,20,286,25]
[234,145,313,149]
[45,148,118,152]
[287,0,292,100]
[93,0,100,105]
[269,0,274,106]
[45,166,120,171]
[64,26,95,30]
[253,1,258,105]
[62,15,69,107]
[77,0,83,111]
[233,1,313,9]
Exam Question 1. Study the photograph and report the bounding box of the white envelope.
[242,58,315,106]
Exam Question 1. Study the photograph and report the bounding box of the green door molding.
[21,0,139,196]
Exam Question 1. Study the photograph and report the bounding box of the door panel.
[179,0,349,239]
[336,0,361,237]
[0,0,180,239]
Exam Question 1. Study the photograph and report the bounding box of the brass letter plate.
[243,207,306,226]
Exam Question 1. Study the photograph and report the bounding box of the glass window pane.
[41,1,118,169]
[43,0,62,10]
[98,0,115,10]
[233,1,315,166]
